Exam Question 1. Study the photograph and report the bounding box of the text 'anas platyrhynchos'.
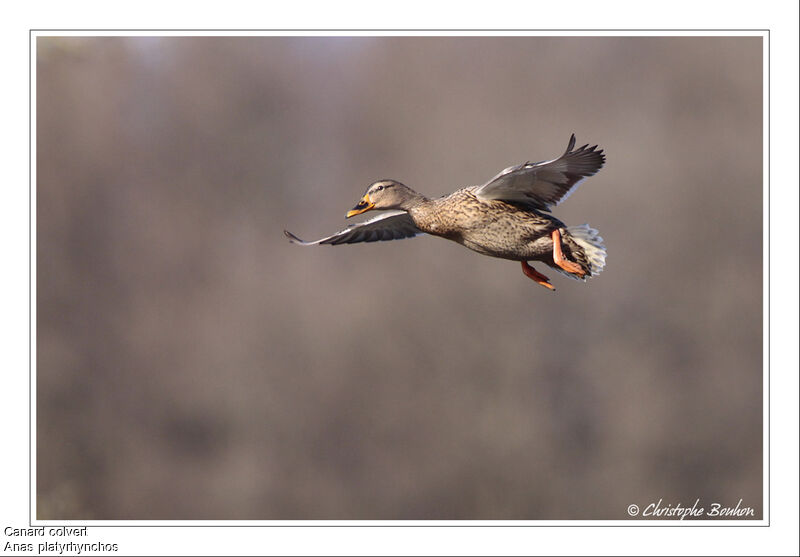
[285,134,606,290]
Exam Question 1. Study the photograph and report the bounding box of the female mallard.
[285,134,606,290]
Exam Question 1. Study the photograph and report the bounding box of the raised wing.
[473,134,605,212]
[284,211,424,246]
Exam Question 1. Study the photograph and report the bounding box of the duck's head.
[346,180,418,218]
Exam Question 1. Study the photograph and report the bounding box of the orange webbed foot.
[521,261,555,290]
[551,229,586,276]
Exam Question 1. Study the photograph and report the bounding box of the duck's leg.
[551,229,585,276]
[521,261,555,290]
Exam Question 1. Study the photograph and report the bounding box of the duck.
[284,134,606,290]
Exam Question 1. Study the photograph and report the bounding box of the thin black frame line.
[24,523,772,528]
[29,28,769,32]
[28,29,771,528]
[765,29,770,526]
[28,27,33,529]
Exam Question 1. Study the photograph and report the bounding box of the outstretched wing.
[284,211,424,246]
[473,134,605,212]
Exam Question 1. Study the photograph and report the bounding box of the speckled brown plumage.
[409,188,565,262]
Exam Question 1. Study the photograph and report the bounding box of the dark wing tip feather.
[284,229,304,243]
[565,135,606,167]
[565,140,606,174]
[565,133,576,154]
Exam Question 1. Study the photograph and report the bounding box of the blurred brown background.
[36,36,763,520]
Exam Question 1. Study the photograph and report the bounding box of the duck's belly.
[459,223,556,261]
[422,205,561,261]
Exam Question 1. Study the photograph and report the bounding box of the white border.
[12,9,796,550]
[761,29,770,529]
[30,27,38,532]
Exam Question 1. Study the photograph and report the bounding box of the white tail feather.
[567,224,606,277]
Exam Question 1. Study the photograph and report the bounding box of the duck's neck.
[399,188,430,212]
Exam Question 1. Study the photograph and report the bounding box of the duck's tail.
[564,224,607,279]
